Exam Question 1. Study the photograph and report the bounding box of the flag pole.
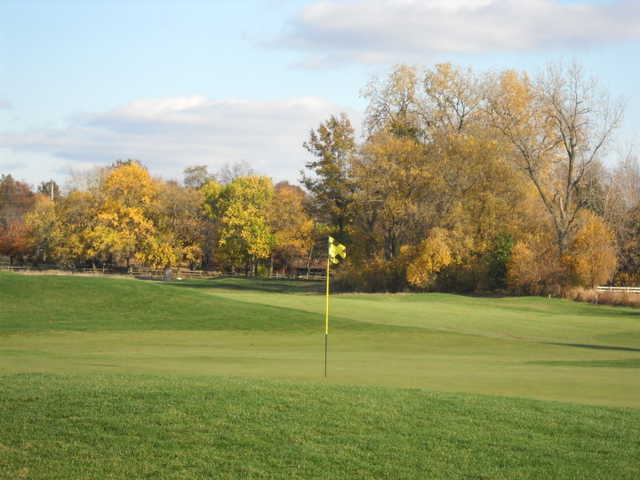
[324,242,330,378]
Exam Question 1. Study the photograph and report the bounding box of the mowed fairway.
[1,272,640,479]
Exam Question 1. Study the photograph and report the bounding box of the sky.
[1,0,639,187]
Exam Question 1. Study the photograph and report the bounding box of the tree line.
[1,62,639,293]
[0,160,317,277]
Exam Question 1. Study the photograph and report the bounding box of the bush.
[334,257,407,293]
[564,287,640,308]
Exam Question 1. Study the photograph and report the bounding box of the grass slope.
[0,273,380,334]
[2,272,640,407]
[179,277,640,347]
[1,374,639,480]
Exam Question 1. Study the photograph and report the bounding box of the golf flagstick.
[324,248,330,377]
[324,236,346,377]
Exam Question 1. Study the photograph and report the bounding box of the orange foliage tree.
[569,211,617,288]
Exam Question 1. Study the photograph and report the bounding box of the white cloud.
[276,0,640,66]
[0,96,358,184]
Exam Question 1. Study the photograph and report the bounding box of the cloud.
[0,95,357,183]
[0,100,12,110]
[275,0,640,66]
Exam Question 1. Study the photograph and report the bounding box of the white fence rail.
[596,286,640,294]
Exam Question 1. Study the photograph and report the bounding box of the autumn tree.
[301,113,356,243]
[268,182,315,275]
[406,229,453,289]
[0,175,35,224]
[0,219,31,264]
[507,232,560,294]
[352,131,429,261]
[423,63,483,134]
[30,190,98,268]
[86,163,171,268]
[599,152,640,284]
[487,63,623,264]
[349,64,528,291]
[0,175,36,264]
[37,180,60,201]
[614,204,640,285]
[152,180,207,269]
[569,211,617,288]
[24,195,57,264]
[363,64,425,139]
[205,176,274,274]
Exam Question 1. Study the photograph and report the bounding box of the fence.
[0,264,326,281]
[131,268,222,280]
[0,264,222,279]
[596,286,640,294]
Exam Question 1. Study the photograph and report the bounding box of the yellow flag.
[328,236,346,264]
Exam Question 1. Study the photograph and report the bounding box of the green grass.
[1,374,639,480]
[0,274,324,333]
[2,272,640,478]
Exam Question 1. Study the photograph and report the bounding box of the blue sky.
[1,0,639,186]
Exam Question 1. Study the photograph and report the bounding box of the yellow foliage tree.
[269,182,315,274]
[39,190,98,267]
[507,231,561,293]
[570,211,617,288]
[406,229,453,289]
[88,163,165,267]
[205,176,274,273]
[152,181,206,268]
[24,195,57,263]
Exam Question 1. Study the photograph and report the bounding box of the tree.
[601,151,640,284]
[363,64,424,139]
[216,161,255,185]
[0,175,36,264]
[87,163,164,268]
[0,174,35,224]
[152,180,207,269]
[507,225,565,294]
[352,131,429,261]
[351,63,528,293]
[29,190,98,268]
[183,165,212,189]
[423,63,482,134]
[406,229,453,289]
[614,203,640,285]
[569,211,617,288]
[487,63,623,261]
[37,180,60,201]
[0,219,31,264]
[268,182,315,275]
[486,234,514,290]
[205,176,274,273]
[301,113,356,243]
[24,195,57,264]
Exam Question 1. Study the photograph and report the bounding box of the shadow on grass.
[546,342,640,352]
[527,358,640,368]
[167,276,324,295]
